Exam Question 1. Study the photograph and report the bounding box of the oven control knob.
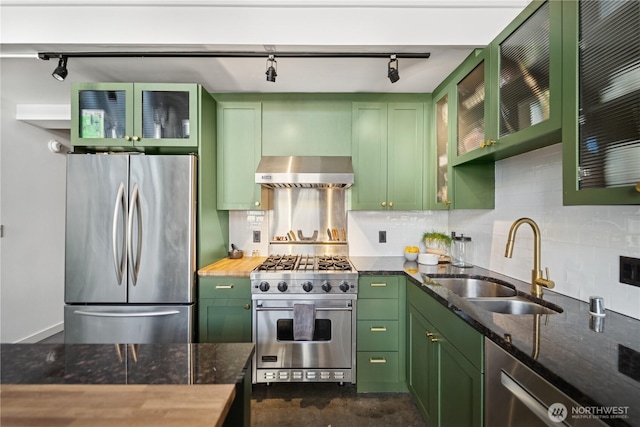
[321,281,332,292]
[302,281,313,292]
[277,281,288,292]
[339,281,350,292]
[259,281,270,292]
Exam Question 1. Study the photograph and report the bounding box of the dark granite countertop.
[351,256,640,427]
[1,343,254,386]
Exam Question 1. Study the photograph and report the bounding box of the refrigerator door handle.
[73,309,181,318]
[127,183,142,285]
[112,182,127,285]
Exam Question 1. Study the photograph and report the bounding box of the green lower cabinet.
[198,277,252,343]
[356,275,407,393]
[407,283,484,426]
[408,307,439,426]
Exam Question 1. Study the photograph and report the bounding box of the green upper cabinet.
[427,83,494,210]
[352,102,424,210]
[451,0,562,166]
[426,87,453,210]
[71,83,199,149]
[262,99,352,156]
[217,102,264,210]
[562,0,640,205]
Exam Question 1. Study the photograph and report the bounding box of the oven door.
[254,298,353,370]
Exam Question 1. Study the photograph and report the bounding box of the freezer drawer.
[64,305,193,344]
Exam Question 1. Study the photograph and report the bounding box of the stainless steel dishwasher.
[485,339,606,427]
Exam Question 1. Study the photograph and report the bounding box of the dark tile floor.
[38,333,425,426]
[251,383,426,427]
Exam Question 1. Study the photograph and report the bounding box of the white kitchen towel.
[293,303,315,341]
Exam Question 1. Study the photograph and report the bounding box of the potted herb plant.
[422,231,452,255]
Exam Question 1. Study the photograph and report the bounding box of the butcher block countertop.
[198,256,266,277]
[1,384,235,427]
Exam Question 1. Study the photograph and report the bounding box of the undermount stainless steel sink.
[426,276,517,298]
[466,297,562,315]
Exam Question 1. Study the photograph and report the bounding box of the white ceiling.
[0,1,529,97]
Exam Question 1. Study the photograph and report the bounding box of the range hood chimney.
[255,156,354,189]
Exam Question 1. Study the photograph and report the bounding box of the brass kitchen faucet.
[505,218,555,298]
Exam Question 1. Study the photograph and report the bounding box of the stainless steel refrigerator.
[64,153,196,343]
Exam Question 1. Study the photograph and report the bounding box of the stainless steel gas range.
[251,254,358,384]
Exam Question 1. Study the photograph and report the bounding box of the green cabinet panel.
[407,283,483,426]
[356,275,406,393]
[358,299,399,321]
[198,276,251,343]
[198,298,252,343]
[262,100,352,156]
[352,102,424,210]
[562,0,640,205]
[71,83,199,149]
[356,351,402,386]
[358,276,400,299]
[408,305,439,427]
[216,102,264,210]
[356,320,399,351]
[439,337,483,427]
[199,277,252,299]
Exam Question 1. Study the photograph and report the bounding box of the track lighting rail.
[38,51,430,60]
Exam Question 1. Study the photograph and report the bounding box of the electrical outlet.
[253,230,261,243]
[620,256,640,287]
[379,230,387,243]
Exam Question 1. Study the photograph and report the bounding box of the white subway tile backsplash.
[229,144,639,319]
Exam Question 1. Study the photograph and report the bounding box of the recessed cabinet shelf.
[16,104,71,129]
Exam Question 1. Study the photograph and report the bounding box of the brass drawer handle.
[369,357,387,364]
[215,285,234,289]
[370,327,387,332]
[426,331,438,343]
[369,283,387,287]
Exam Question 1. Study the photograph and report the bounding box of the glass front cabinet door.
[72,83,198,149]
[563,0,640,205]
[452,0,562,165]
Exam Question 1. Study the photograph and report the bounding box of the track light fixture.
[266,55,277,82]
[52,56,68,81]
[388,55,400,83]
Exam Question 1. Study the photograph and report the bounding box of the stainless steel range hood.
[255,156,354,189]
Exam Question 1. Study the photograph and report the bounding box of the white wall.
[0,59,73,342]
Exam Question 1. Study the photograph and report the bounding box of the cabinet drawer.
[357,352,400,383]
[357,320,399,351]
[199,277,251,299]
[358,276,400,299]
[358,299,399,320]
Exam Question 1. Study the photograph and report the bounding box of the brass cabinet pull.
[426,331,438,343]
[216,285,234,289]
[124,135,132,141]
[381,201,387,207]
[370,283,387,287]
[443,199,452,206]
[132,136,140,142]
[389,201,394,208]
[636,182,640,193]
[254,201,260,206]
[370,326,387,332]
[244,303,251,310]
[369,357,387,364]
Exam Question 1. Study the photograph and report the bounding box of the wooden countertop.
[198,257,266,277]
[1,384,235,427]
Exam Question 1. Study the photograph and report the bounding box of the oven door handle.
[255,306,352,312]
